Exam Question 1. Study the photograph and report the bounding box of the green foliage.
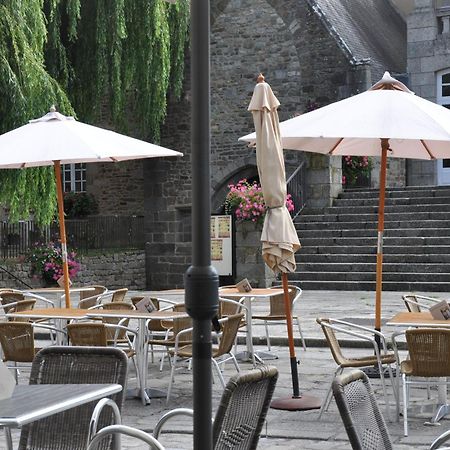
[63,192,98,218]
[0,0,190,225]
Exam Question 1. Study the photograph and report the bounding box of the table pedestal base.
[126,388,166,405]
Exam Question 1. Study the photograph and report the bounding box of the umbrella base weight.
[270,394,321,411]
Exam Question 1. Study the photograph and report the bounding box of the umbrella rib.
[420,140,436,159]
[328,138,344,155]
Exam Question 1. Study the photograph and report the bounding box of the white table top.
[86,310,189,320]
[219,287,285,298]
[0,383,121,427]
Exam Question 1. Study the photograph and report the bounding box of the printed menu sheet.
[210,215,232,275]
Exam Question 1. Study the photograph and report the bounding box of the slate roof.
[308,0,406,77]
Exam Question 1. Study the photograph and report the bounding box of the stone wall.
[235,222,277,288]
[0,250,146,290]
[406,0,449,185]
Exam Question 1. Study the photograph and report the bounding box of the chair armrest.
[87,304,104,310]
[88,425,164,450]
[329,319,391,353]
[31,323,68,336]
[430,428,450,450]
[174,325,195,350]
[88,398,122,446]
[24,293,55,307]
[104,323,138,346]
[153,408,194,439]
[391,330,406,365]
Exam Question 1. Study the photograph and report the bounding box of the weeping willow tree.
[0,0,189,225]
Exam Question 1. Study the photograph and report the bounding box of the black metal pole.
[185,1,219,449]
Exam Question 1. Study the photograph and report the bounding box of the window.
[62,163,86,193]
[437,70,450,106]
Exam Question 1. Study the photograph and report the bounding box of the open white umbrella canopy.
[240,71,450,337]
[0,107,182,307]
[240,72,450,160]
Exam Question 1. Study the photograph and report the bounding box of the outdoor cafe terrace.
[1,288,450,449]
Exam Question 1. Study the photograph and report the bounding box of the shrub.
[63,193,98,218]
[342,156,371,186]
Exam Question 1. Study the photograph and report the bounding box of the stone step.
[296,219,450,230]
[298,211,450,222]
[289,271,450,282]
[295,262,450,273]
[333,196,450,207]
[300,236,450,246]
[340,186,450,200]
[299,245,450,254]
[303,203,450,216]
[295,253,450,263]
[298,228,450,238]
[289,279,450,291]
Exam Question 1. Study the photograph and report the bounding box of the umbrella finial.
[369,71,413,93]
[257,73,265,83]
[49,105,56,112]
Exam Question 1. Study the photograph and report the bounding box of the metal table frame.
[0,383,121,450]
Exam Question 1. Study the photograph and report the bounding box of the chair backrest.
[219,297,244,317]
[268,285,300,317]
[316,318,346,366]
[1,292,25,314]
[216,313,245,357]
[402,294,422,312]
[212,365,278,450]
[67,323,108,347]
[79,285,108,309]
[100,302,133,340]
[405,328,450,377]
[111,288,128,303]
[332,370,393,450]
[8,299,36,322]
[19,346,128,450]
[0,322,35,362]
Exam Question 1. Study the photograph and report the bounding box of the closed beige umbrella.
[248,75,319,411]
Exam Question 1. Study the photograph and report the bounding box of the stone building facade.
[402,0,450,186]
[141,0,407,289]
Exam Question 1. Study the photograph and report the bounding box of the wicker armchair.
[17,346,127,450]
[78,285,108,309]
[0,321,65,383]
[98,288,128,304]
[316,318,397,419]
[166,313,244,403]
[332,369,393,450]
[393,328,450,436]
[154,365,278,450]
[402,294,445,313]
[147,303,193,371]
[253,285,306,351]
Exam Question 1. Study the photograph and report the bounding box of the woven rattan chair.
[253,285,306,351]
[402,294,445,313]
[78,285,108,309]
[332,369,393,450]
[17,346,127,450]
[3,299,36,321]
[147,303,193,371]
[394,328,450,436]
[154,365,278,449]
[316,318,397,419]
[99,288,128,304]
[166,313,244,403]
[0,321,64,382]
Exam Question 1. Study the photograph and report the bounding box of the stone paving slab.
[4,289,450,449]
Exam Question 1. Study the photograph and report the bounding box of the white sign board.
[210,215,232,276]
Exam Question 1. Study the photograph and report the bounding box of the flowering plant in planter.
[27,241,80,285]
[225,179,295,225]
[342,155,372,187]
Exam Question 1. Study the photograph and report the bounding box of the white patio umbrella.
[247,75,320,411]
[0,106,182,307]
[240,71,450,337]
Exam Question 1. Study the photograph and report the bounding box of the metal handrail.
[286,161,306,220]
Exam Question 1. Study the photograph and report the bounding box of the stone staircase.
[291,186,450,291]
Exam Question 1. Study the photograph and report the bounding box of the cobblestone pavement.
[4,290,450,449]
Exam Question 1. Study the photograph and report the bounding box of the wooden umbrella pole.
[282,272,300,397]
[375,139,389,337]
[54,161,71,308]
